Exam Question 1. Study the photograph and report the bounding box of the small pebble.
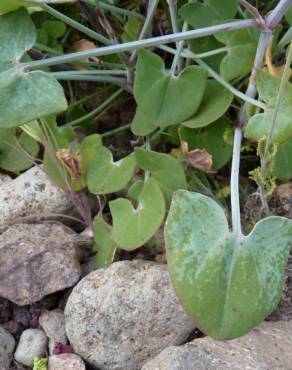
[39,310,67,355]
[14,329,48,367]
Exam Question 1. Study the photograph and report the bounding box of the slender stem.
[167,0,179,35]
[41,4,111,45]
[129,0,160,63]
[68,86,111,109]
[83,0,145,20]
[239,0,265,26]
[51,73,131,92]
[52,69,127,76]
[194,58,265,109]
[238,31,273,128]
[231,127,242,235]
[64,88,124,127]
[265,0,292,29]
[101,123,131,138]
[24,19,258,70]
[34,43,61,56]
[261,41,292,177]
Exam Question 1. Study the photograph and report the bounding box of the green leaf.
[93,216,117,269]
[131,107,156,136]
[0,8,36,63]
[180,118,233,170]
[134,49,207,127]
[272,139,292,181]
[285,6,292,25]
[135,148,187,205]
[128,180,144,202]
[245,70,292,144]
[0,68,68,128]
[0,9,68,128]
[80,134,102,172]
[179,0,238,28]
[87,147,136,194]
[110,178,165,250]
[0,128,39,173]
[0,0,75,15]
[122,16,141,43]
[215,28,257,80]
[182,80,233,128]
[165,190,292,339]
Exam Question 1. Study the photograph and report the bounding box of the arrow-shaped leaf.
[110,178,165,250]
[165,190,292,339]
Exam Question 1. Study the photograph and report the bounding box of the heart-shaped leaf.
[0,9,68,128]
[0,128,39,173]
[135,148,187,205]
[179,0,238,28]
[245,70,292,144]
[0,0,75,15]
[80,134,102,172]
[134,49,207,127]
[93,216,117,269]
[180,118,233,170]
[87,146,136,194]
[0,68,68,128]
[215,28,257,81]
[131,107,156,136]
[182,80,233,128]
[165,190,292,339]
[110,178,165,250]
[272,139,292,181]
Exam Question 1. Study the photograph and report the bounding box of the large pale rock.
[0,223,81,305]
[14,329,47,367]
[142,321,292,370]
[0,166,72,232]
[39,310,67,355]
[65,260,195,370]
[0,326,15,370]
[48,354,85,370]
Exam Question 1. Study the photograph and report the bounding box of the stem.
[231,128,242,235]
[51,73,131,92]
[68,86,111,109]
[24,19,257,70]
[261,41,292,178]
[239,0,265,27]
[41,4,111,45]
[101,123,131,138]
[194,58,265,109]
[129,0,160,63]
[83,0,145,20]
[64,88,124,127]
[265,0,292,29]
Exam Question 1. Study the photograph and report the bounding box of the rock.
[0,166,73,232]
[14,329,47,367]
[0,223,81,305]
[39,310,67,355]
[0,174,11,186]
[0,326,15,370]
[48,354,85,370]
[65,260,195,370]
[142,321,292,370]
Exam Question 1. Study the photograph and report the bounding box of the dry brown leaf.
[69,39,99,70]
[186,149,213,173]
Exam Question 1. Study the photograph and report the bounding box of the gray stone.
[39,310,67,355]
[0,223,81,305]
[65,260,195,370]
[142,321,292,370]
[48,354,85,370]
[0,174,11,186]
[0,326,15,370]
[14,329,48,367]
[0,166,72,232]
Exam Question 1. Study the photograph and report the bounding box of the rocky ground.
[0,167,291,370]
